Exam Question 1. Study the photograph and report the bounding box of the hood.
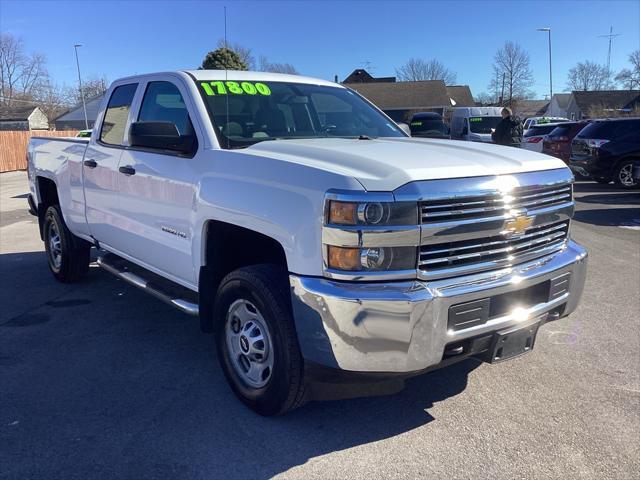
[246,137,567,191]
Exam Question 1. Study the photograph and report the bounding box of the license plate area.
[488,319,540,363]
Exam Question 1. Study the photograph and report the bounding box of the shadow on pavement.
[573,181,630,194]
[1,250,480,480]
[575,192,640,205]
[573,208,640,227]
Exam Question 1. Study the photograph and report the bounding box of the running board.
[97,253,199,316]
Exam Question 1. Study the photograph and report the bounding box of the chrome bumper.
[290,240,587,373]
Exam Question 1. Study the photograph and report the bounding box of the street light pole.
[73,44,89,130]
[537,28,552,101]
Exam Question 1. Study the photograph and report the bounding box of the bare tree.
[488,42,534,105]
[34,81,69,122]
[395,58,457,84]
[1,33,49,106]
[216,39,255,70]
[615,50,640,89]
[475,92,494,105]
[258,55,298,74]
[64,76,108,105]
[567,60,611,91]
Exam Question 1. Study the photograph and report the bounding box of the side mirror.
[129,121,195,155]
[396,122,411,136]
[462,126,468,135]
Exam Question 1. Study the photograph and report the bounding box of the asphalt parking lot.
[1,171,639,480]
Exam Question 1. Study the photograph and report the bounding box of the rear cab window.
[99,83,138,145]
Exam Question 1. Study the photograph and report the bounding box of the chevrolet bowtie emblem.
[504,215,534,236]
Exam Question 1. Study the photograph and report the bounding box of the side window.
[138,81,194,137]
[100,83,137,145]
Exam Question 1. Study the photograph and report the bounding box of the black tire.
[594,177,611,184]
[614,160,639,189]
[213,264,306,416]
[43,205,91,283]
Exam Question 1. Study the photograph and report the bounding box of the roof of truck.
[184,70,341,87]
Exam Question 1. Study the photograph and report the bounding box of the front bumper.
[290,239,587,374]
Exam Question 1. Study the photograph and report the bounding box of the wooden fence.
[0,130,78,173]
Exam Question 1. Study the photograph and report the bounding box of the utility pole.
[537,28,552,101]
[598,26,621,78]
[73,44,89,130]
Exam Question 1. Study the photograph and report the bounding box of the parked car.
[523,116,569,132]
[409,112,450,139]
[27,70,587,415]
[542,121,590,163]
[523,123,567,153]
[570,117,640,188]
[449,106,503,142]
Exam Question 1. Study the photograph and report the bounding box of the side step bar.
[97,254,199,316]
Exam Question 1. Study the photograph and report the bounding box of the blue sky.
[1,0,639,99]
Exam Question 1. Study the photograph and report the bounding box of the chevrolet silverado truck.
[27,71,587,415]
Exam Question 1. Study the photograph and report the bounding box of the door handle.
[119,166,136,176]
[83,159,97,168]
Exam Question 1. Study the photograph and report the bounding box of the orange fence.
[0,130,79,173]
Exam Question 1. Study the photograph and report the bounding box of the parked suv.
[542,121,590,163]
[570,118,640,188]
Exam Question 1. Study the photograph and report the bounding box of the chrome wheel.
[225,299,274,389]
[47,222,62,270]
[618,163,636,187]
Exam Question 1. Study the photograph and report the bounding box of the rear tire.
[213,264,306,416]
[614,160,639,189]
[43,205,90,283]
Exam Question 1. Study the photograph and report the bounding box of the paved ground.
[1,171,639,480]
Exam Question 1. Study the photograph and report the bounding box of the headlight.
[323,193,420,280]
[327,200,418,226]
[327,246,417,271]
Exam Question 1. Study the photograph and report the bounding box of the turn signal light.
[328,202,358,225]
[327,246,361,271]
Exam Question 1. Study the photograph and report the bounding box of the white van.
[448,107,503,143]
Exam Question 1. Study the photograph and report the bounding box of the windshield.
[410,119,448,136]
[524,124,558,137]
[468,116,501,134]
[196,80,405,148]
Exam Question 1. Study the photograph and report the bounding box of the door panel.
[83,83,138,249]
[114,80,199,285]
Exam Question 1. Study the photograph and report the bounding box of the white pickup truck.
[28,70,587,415]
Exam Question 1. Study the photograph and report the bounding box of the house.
[54,94,105,130]
[564,90,640,120]
[446,85,475,107]
[0,106,49,131]
[512,100,550,119]
[345,80,475,122]
[342,69,396,83]
[545,93,572,118]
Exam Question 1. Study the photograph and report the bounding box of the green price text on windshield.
[201,81,271,96]
[469,117,484,122]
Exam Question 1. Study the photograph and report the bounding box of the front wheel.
[43,205,90,283]
[614,160,639,189]
[213,265,306,416]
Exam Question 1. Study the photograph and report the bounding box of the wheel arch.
[198,219,289,332]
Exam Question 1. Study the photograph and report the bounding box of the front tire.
[43,205,90,283]
[614,160,639,189]
[213,265,306,416]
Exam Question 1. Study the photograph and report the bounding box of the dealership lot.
[1,171,638,480]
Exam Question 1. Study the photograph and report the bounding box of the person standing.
[492,107,522,147]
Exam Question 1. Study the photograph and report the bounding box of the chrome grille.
[420,183,572,224]
[419,221,569,275]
